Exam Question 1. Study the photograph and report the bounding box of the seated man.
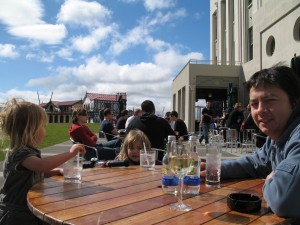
[116,109,128,130]
[69,107,119,160]
[125,108,142,129]
[126,100,176,161]
[170,110,189,141]
[100,108,123,147]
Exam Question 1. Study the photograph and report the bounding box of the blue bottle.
[183,135,200,195]
[161,135,178,195]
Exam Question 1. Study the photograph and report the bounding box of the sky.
[0,0,210,114]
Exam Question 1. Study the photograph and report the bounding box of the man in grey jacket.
[201,64,300,219]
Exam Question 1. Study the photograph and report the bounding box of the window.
[293,16,300,41]
[266,36,275,56]
[248,27,253,60]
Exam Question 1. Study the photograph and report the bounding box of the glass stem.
[178,176,184,206]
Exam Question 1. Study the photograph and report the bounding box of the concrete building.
[172,0,300,132]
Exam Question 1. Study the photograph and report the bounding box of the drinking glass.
[169,142,194,211]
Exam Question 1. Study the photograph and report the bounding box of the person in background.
[126,100,176,161]
[199,101,213,144]
[164,111,174,129]
[227,102,244,144]
[125,108,142,129]
[100,108,122,147]
[0,99,86,225]
[69,107,119,160]
[116,109,128,130]
[170,110,189,141]
[201,65,300,219]
[116,129,161,165]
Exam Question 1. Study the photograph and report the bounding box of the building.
[83,92,127,122]
[40,100,83,123]
[40,92,127,123]
[172,0,300,132]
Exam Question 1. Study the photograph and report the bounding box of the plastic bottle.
[161,135,179,195]
[183,135,200,195]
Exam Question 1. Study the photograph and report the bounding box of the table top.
[28,166,288,225]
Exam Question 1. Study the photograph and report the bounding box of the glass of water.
[205,143,222,188]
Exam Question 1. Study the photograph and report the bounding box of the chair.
[224,128,239,153]
[70,137,99,159]
[209,129,223,144]
[241,129,256,153]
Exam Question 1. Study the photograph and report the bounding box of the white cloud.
[0,0,67,44]
[0,89,43,105]
[22,49,202,112]
[9,24,67,45]
[146,9,186,27]
[71,26,114,53]
[108,26,149,56]
[144,0,176,11]
[0,44,19,58]
[56,48,74,61]
[26,51,54,63]
[0,0,43,26]
[108,9,186,56]
[57,0,111,28]
[154,49,204,69]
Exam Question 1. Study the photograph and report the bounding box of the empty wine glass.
[169,142,194,211]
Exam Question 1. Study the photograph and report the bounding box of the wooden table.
[28,166,289,225]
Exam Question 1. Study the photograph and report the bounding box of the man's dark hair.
[104,108,112,116]
[121,109,128,117]
[247,64,300,108]
[170,110,178,118]
[141,100,155,113]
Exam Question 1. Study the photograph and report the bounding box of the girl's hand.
[70,144,86,156]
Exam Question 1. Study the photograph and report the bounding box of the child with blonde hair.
[0,99,85,225]
[116,129,152,165]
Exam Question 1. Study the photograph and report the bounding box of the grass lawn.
[0,123,100,161]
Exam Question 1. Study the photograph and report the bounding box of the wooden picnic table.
[27,165,289,225]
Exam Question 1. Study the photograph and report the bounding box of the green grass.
[0,123,100,161]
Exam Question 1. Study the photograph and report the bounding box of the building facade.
[172,0,300,132]
[40,92,127,123]
[83,92,127,122]
[40,100,83,123]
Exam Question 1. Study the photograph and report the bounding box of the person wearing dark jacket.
[170,110,189,141]
[126,100,176,160]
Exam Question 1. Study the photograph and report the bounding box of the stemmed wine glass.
[169,142,194,211]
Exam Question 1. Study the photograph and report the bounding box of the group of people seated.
[69,100,189,163]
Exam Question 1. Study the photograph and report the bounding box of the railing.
[173,59,242,80]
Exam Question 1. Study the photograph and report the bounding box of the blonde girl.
[116,129,151,164]
[0,99,85,225]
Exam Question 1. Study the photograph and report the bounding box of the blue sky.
[0,0,209,113]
